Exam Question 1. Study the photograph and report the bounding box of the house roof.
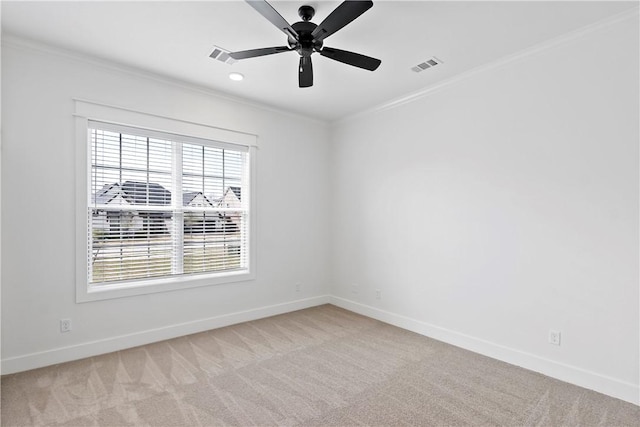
[183,191,214,207]
[120,181,171,205]
[94,182,239,207]
[227,186,241,201]
[94,183,122,205]
[95,181,171,206]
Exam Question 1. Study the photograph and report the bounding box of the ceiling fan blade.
[299,57,313,88]
[246,0,299,42]
[320,47,381,71]
[311,0,373,42]
[229,46,291,60]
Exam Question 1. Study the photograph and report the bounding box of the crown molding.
[335,6,639,126]
[1,34,331,128]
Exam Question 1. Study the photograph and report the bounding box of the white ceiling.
[2,1,637,121]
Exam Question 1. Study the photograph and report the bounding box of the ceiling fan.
[225,0,381,88]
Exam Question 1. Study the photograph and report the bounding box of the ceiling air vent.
[209,45,237,65]
[411,57,442,73]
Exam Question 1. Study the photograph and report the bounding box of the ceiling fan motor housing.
[291,20,322,57]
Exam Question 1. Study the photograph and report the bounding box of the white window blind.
[88,121,250,285]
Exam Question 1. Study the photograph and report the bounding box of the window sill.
[77,269,255,303]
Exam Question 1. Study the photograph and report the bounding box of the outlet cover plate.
[60,319,72,333]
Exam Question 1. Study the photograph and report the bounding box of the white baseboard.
[1,295,330,375]
[3,294,637,407]
[329,296,640,406]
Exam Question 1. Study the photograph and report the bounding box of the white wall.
[1,40,330,371]
[330,14,639,403]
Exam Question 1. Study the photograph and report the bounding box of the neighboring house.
[92,183,141,237]
[93,183,242,238]
[183,191,214,208]
[213,186,242,233]
[218,186,241,209]
[92,181,171,237]
[184,191,217,234]
[184,191,238,234]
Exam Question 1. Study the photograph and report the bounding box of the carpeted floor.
[1,304,638,426]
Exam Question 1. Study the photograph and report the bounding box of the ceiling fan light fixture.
[229,72,245,81]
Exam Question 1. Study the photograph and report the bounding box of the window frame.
[75,99,257,302]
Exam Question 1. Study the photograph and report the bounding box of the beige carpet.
[1,305,638,426]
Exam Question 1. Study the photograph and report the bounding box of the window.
[75,100,256,302]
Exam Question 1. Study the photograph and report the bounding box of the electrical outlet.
[351,284,359,294]
[375,289,381,300]
[295,282,301,292]
[60,319,72,333]
[548,330,561,346]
